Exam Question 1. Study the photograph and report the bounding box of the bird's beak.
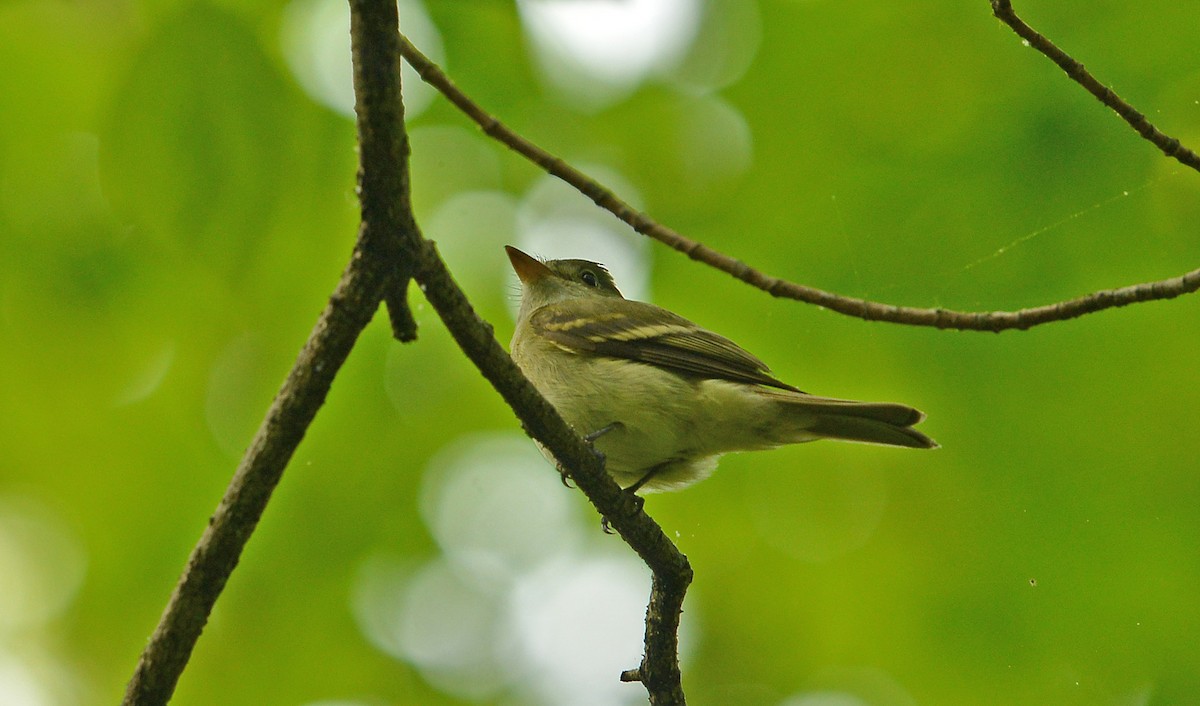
[505,246,553,284]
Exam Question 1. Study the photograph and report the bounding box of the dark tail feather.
[807,413,938,449]
[763,391,938,449]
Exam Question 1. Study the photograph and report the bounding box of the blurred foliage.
[1,0,1199,705]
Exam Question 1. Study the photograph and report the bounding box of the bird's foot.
[601,487,645,535]
[575,423,618,492]
[557,423,622,490]
[583,421,624,445]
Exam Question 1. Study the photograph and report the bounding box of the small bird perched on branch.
[506,246,936,494]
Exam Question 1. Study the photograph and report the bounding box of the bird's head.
[506,245,624,311]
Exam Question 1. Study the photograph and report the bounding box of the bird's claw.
[601,487,645,535]
[559,445,609,489]
[556,463,575,489]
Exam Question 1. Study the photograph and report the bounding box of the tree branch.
[394,31,1200,332]
[348,0,419,342]
[122,259,390,706]
[991,0,1200,172]
[121,1,419,702]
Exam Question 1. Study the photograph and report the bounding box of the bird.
[506,245,936,494]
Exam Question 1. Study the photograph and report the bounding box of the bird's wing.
[529,297,801,392]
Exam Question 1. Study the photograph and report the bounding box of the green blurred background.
[2,0,1199,704]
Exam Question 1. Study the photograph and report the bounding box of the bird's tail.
[762,391,938,449]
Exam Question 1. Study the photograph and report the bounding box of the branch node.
[384,275,419,342]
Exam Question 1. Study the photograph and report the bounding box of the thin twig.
[395,34,1200,332]
[991,0,1200,172]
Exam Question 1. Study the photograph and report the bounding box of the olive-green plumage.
[506,246,936,493]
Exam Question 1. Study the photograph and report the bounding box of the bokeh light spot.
[672,0,762,92]
[353,554,509,700]
[674,93,754,191]
[517,0,701,108]
[425,190,518,289]
[420,433,582,582]
[0,497,86,630]
[508,556,654,706]
[113,340,175,406]
[0,497,87,706]
[280,0,441,119]
[353,432,697,705]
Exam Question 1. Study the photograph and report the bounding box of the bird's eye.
[580,270,598,287]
